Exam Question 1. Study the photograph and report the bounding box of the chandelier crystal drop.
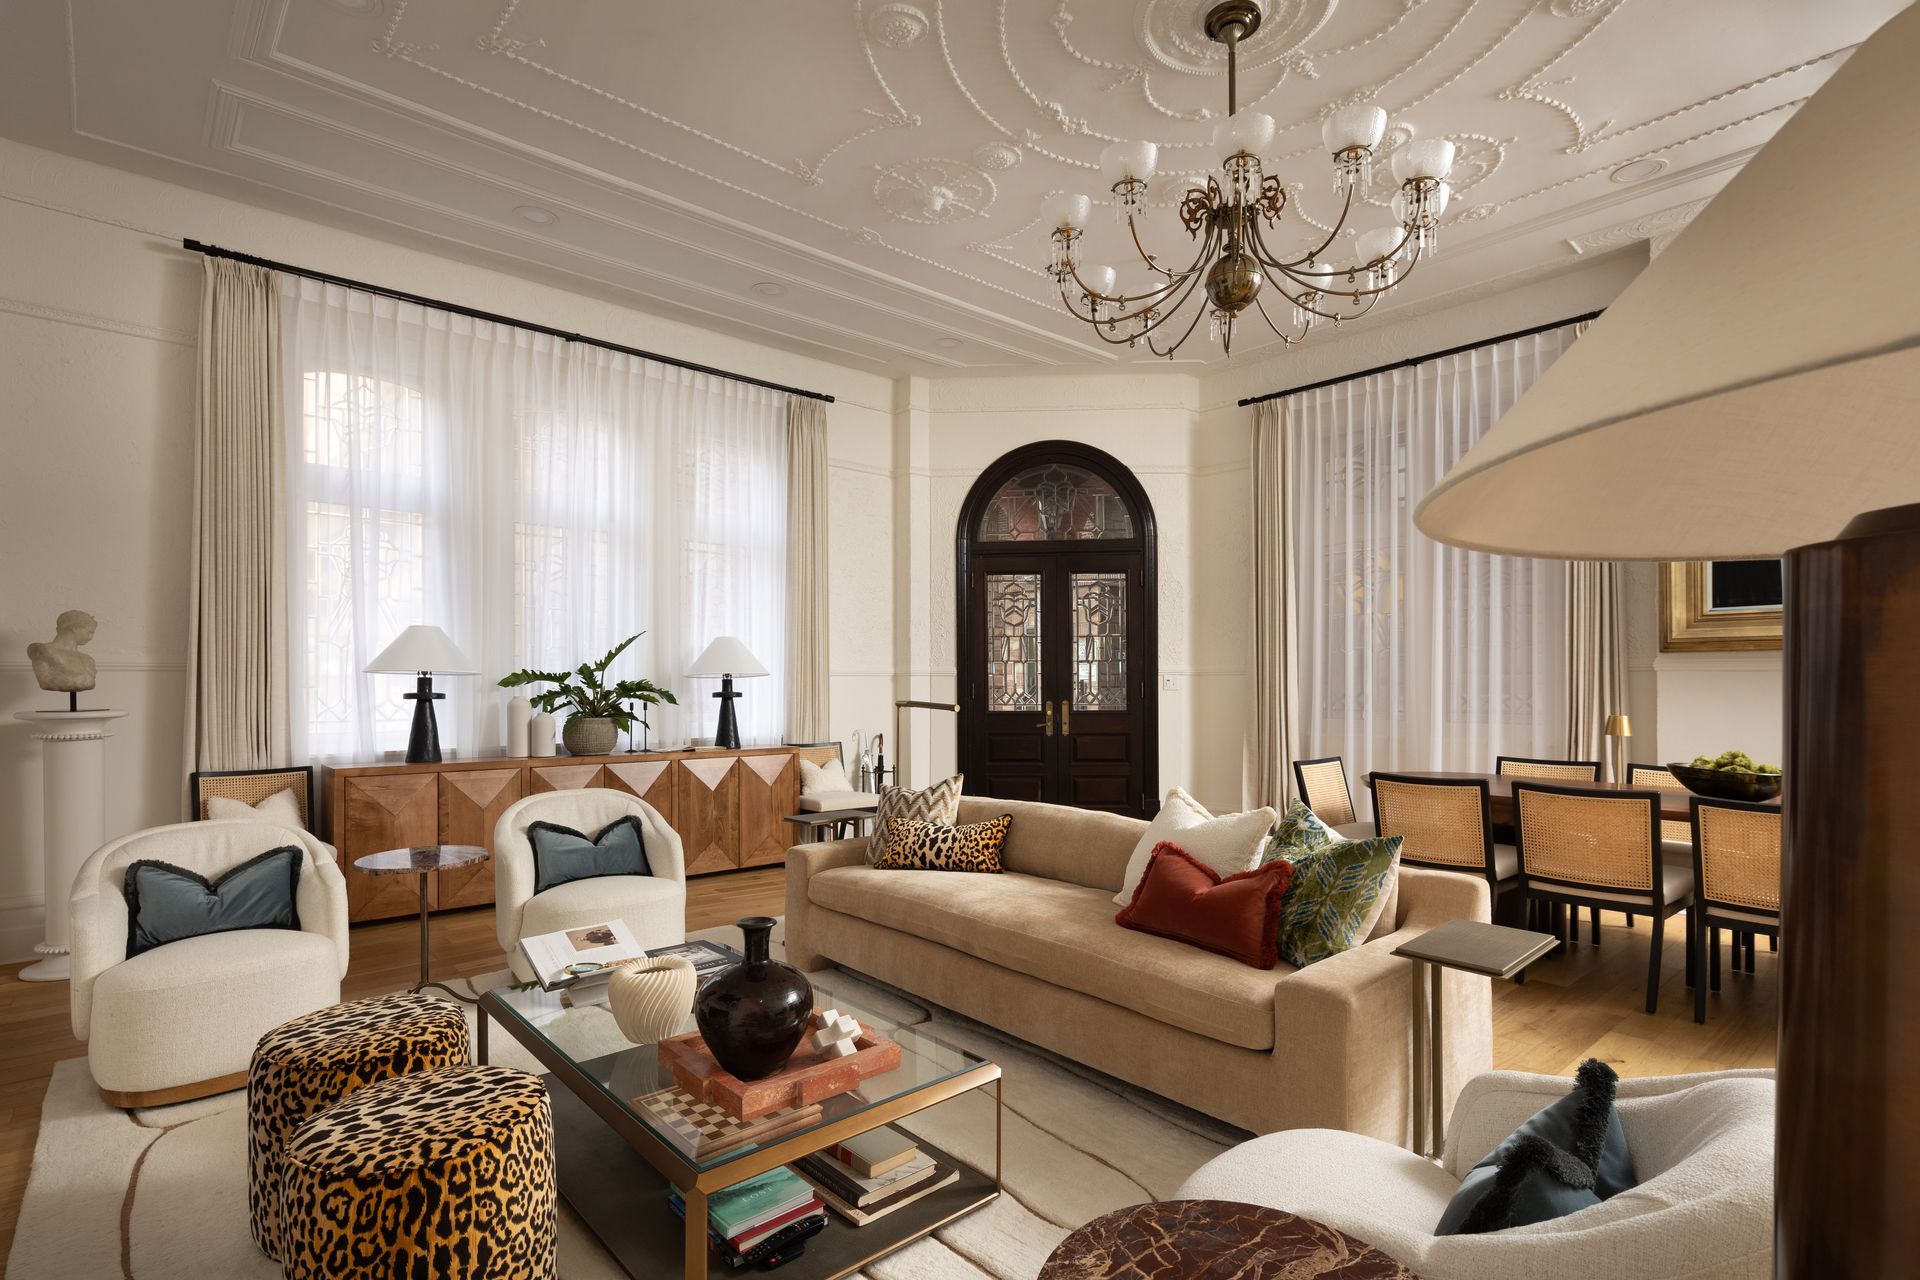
[1047,0,1459,358]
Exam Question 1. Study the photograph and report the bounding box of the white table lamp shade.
[1414,3,1920,562]
[364,625,477,675]
[687,636,768,678]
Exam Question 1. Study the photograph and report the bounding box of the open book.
[518,918,647,991]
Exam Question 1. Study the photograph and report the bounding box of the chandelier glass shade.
[1047,0,1457,357]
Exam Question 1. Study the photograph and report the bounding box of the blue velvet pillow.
[529,816,651,893]
[1436,1059,1636,1235]
[122,848,303,958]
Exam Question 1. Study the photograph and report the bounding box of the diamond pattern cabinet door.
[529,763,607,793]
[337,772,439,921]
[436,767,524,911]
[674,757,740,876]
[736,754,798,868]
[606,760,674,825]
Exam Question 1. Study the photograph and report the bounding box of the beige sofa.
[787,796,1492,1142]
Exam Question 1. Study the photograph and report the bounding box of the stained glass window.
[986,573,1043,711]
[1072,572,1128,711]
[978,463,1135,542]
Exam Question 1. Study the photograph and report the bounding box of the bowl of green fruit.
[1666,752,1783,803]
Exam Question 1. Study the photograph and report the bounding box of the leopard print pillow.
[875,814,1011,873]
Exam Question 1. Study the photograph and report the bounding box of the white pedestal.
[13,709,128,983]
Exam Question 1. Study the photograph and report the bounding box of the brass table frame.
[481,988,1002,1280]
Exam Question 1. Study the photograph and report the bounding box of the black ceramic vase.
[694,916,814,1080]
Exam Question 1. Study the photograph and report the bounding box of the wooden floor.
[0,875,1774,1260]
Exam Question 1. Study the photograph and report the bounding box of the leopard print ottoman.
[247,993,471,1260]
[280,1065,557,1280]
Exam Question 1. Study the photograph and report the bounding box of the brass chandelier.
[1046,0,1458,358]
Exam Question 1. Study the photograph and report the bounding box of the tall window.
[1287,327,1581,785]
[280,279,789,762]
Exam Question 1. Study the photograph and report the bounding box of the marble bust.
[27,610,98,695]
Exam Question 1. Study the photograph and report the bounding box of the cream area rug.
[8,923,1245,1279]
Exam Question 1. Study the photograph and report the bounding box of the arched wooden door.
[956,442,1158,817]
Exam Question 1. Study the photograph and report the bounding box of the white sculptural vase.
[607,954,698,1044]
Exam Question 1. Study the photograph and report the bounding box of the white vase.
[529,710,557,757]
[608,955,698,1043]
[507,695,531,757]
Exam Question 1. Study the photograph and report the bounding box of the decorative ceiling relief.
[11,0,1898,369]
[874,158,996,222]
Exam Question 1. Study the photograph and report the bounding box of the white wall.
[0,139,896,961]
[1620,563,1784,769]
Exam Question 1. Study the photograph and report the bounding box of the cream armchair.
[493,790,687,982]
[1175,1068,1775,1280]
[70,820,349,1107]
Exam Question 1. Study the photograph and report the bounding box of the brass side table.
[1392,919,1556,1158]
[352,843,490,1060]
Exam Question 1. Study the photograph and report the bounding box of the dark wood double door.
[961,550,1151,815]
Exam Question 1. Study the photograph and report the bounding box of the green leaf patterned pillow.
[1276,835,1402,968]
[1259,800,1334,867]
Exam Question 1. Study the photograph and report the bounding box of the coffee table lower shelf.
[547,1081,1000,1280]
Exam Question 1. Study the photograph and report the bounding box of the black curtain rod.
[182,239,835,403]
[1237,308,1605,407]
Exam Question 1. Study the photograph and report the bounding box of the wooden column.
[1778,503,1920,1274]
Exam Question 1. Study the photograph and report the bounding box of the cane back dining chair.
[1512,782,1696,1014]
[1689,798,1783,1025]
[1293,756,1358,828]
[1495,756,1603,782]
[1371,773,1521,938]
[1628,763,1696,847]
[188,766,315,829]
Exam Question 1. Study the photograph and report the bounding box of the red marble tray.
[658,1022,902,1122]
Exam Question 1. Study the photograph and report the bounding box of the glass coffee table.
[482,979,1001,1280]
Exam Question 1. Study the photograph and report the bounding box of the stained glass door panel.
[1071,572,1127,712]
[985,573,1042,711]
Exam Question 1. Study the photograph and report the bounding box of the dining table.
[1361,770,1781,826]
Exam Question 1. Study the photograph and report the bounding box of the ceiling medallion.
[1609,157,1669,184]
[972,142,1024,172]
[866,4,930,49]
[750,281,790,297]
[1047,0,1466,357]
[875,159,995,224]
[512,204,557,226]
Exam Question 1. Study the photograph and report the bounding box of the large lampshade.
[364,624,476,674]
[686,636,768,678]
[1415,3,1920,561]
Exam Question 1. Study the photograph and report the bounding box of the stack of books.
[792,1127,958,1226]
[668,1168,826,1270]
[634,1086,824,1162]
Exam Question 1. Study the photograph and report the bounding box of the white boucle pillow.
[205,787,305,829]
[1112,786,1277,906]
[799,757,852,795]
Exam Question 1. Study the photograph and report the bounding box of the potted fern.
[497,632,677,757]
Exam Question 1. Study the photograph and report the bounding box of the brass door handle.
[1042,701,1054,736]
[1061,702,1071,736]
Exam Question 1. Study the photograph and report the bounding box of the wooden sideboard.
[322,745,838,923]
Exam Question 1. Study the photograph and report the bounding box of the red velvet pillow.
[1114,841,1293,969]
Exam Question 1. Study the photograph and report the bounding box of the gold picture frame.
[1659,561,1783,652]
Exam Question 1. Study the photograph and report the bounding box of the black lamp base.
[712,678,743,750]
[403,673,445,764]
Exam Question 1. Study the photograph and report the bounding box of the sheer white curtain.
[279,278,788,763]
[1287,325,1581,791]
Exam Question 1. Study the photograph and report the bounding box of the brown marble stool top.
[1039,1200,1421,1280]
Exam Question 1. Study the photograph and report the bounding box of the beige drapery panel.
[183,257,291,792]
[1564,560,1628,769]
[784,396,832,741]
[1245,398,1297,809]
[1557,320,1626,773]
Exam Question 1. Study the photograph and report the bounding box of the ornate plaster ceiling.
[0,0,1901,372]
